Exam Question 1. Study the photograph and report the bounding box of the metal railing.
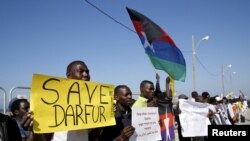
[9,86,30,103]
[0,87,7,113]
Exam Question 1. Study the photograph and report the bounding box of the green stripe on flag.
[148,54,186,82]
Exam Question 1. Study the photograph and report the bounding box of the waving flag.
[126,7,186,82]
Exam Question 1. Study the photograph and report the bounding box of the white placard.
[129,107,161,141]
[179,99,210,137]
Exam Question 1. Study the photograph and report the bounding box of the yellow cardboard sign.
[30,74,115,133]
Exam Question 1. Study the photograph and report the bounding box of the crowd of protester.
[0,60,249,141]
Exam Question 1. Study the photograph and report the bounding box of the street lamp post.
[192,35,209,91]
[230,71,236,94]
[221,64,235,97]
[221,64,225,98]
[227,64,233,94]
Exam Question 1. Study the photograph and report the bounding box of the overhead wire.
[195,55,220,76]
[84,0,192,53]
[84,0,222,78]
[84,0,136,34]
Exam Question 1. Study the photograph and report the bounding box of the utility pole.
[192,35,196,91]
[221,64,225,98]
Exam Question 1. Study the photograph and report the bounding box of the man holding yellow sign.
[25,60,115,141]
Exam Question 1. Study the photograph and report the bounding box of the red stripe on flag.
[156,29,177,47]
[132,20,143,36]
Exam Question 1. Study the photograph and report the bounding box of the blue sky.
[1,0,250,109]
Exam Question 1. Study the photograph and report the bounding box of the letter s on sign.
[42,78,60,104]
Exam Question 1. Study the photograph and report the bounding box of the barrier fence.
[0,86,30,113]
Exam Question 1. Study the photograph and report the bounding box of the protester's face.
[18,101,30,118]
[195,96,205,103]
[142,83,154,100]
[68,62,90,81]
[116,87,132,107]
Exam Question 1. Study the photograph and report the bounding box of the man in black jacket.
[0,112,22,141]
[99,85,135,141]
